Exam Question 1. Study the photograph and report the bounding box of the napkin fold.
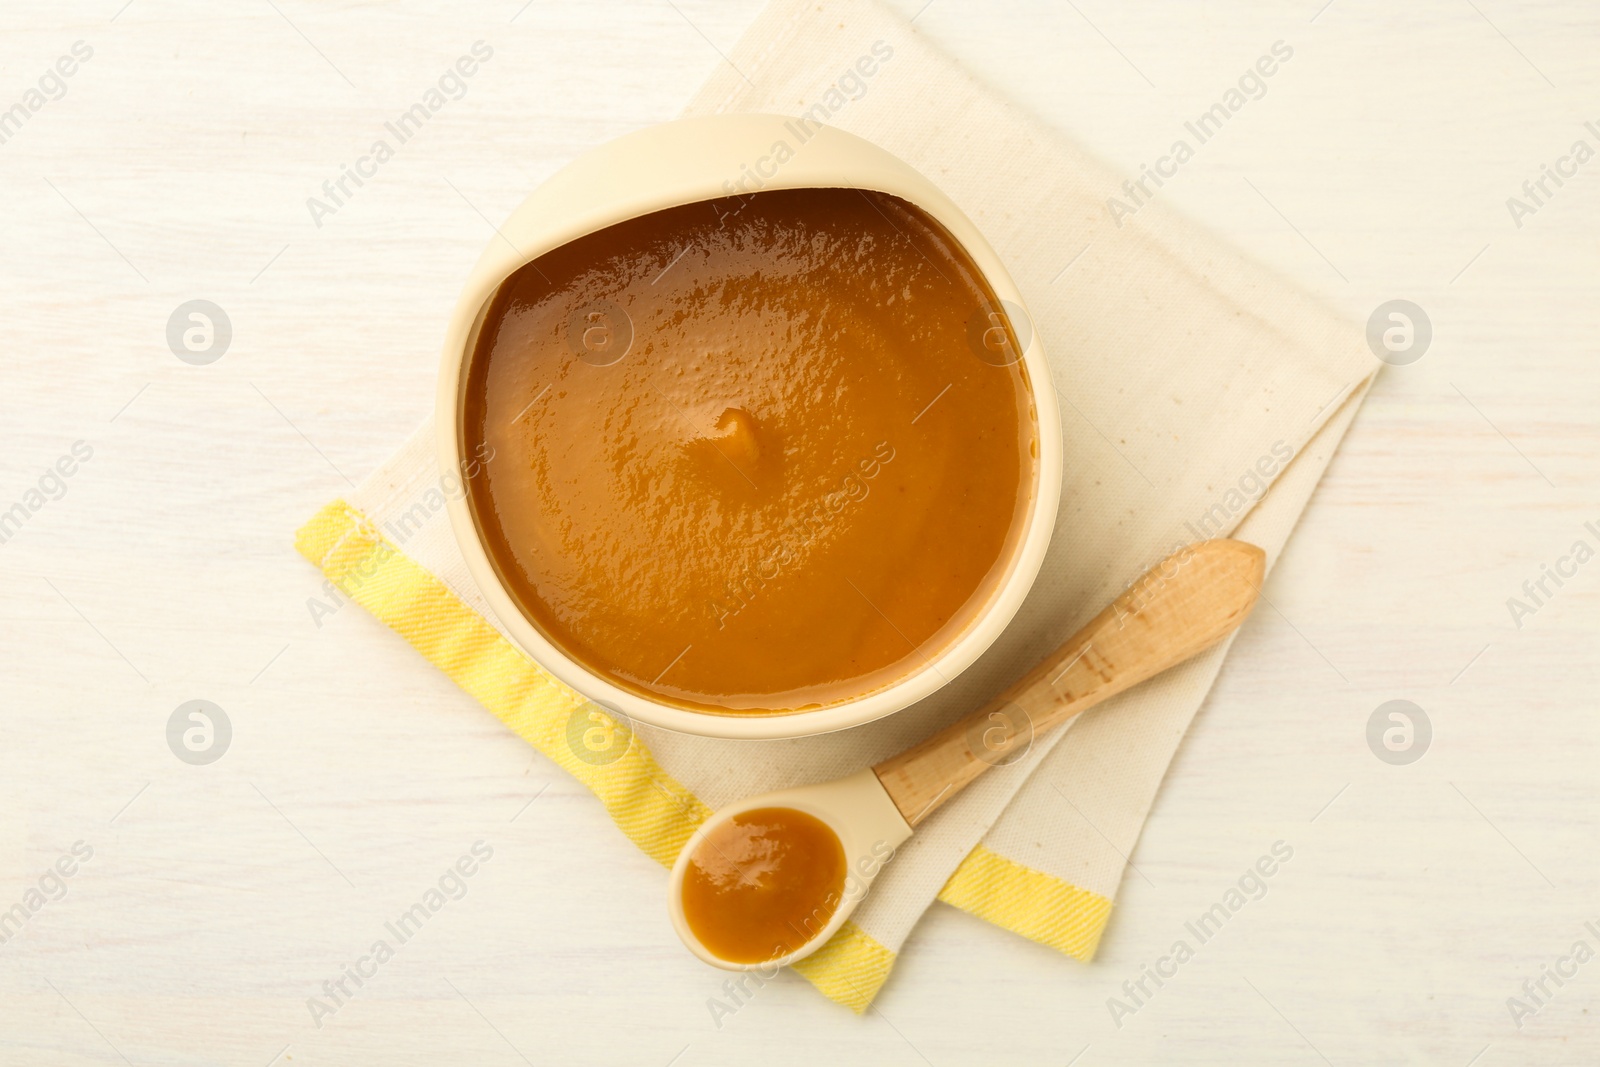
[296,0,1375,1011]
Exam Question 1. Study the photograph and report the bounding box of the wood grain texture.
[1,1,1597,1065]
[877,540,1264,825]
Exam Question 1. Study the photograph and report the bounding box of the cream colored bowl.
[437,114,1061,740]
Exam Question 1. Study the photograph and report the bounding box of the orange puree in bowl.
[680,807,846,964]
[463,187,1036,712]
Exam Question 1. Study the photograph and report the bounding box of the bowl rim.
[436,113,1063,740]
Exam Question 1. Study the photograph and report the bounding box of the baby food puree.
[464,187,1036,713]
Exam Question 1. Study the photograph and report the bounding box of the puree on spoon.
[463,187,1036,713]
[679,807,847,965]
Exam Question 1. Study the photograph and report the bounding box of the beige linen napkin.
[297,0,1374,1010]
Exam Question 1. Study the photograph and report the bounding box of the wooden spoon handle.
[873,539,1266,827]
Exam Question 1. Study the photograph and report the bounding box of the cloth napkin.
[296,0,1375,1011]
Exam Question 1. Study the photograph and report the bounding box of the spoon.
[667,538,1266,970]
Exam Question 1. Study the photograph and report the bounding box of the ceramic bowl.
[437,114,1061,739]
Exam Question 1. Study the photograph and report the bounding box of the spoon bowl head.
[667,768,913,971]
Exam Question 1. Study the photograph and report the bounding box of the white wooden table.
[3,1,1596,1063]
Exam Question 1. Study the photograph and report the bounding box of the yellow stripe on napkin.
[296,498,1114,1008]
[294,500,900,1005]
[939,845,1113,962]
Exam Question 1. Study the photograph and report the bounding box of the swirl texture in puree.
[464,188,1036,713]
